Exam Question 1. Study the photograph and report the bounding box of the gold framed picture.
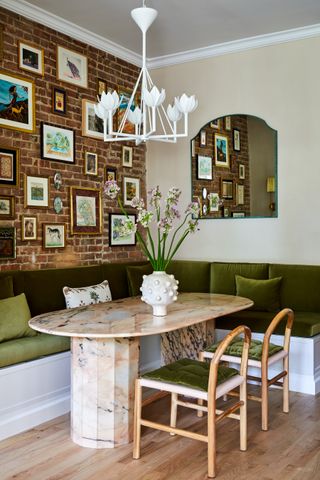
[52,87,67,115]
[21,215,37,241]
[24,175,49,208]
[18,41,44,76]
[214,133,229,168]
[0,146,19,187]
[0,194,15,220]
[82,99,104,140]
[84,152,98,176]
[43,223,66,249]
[70,187,102,235]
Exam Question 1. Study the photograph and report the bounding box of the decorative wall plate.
[54,196,63,213]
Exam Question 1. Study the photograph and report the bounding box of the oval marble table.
[29,292,253,449]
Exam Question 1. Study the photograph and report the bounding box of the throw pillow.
[63,280,112,309]
[0,293,36,343]
[126,264,153,296]
[0,276,14,300]
[235,275,282,312]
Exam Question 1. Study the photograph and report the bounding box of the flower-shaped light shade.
[143,86,166,108]
[167,103,182,122]
[100,90,120,112]
[128,106,143,125]
[175,94,198,114]
[94,102,107,120]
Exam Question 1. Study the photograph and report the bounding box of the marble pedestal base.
[71,337,139,448]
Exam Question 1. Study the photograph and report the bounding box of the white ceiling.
[7,0,320,60]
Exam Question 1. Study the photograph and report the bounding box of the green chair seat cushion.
[206,338,282,360]
[0,333,70,368]
[0,276,14,300]
[235,275,282,312]
[0,293,36,343]
[142,358,238,392]
[126,263,153,296]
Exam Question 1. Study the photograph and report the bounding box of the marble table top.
[29,293,253,339]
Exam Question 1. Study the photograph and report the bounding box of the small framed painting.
[236,184,245,205]
[197,155,212,180]
[82,99,104,139]
[105,166,117,182]
[18,41,44,76]
[239,164,245,179]
[70,187,102,235]
[200,129,206,147]
[21,215,37,241]
[57,46,88,88]
[41,122,75,164]
[210,119,220,129]
[117,86,139,134]
[0,226,16,259]
[97,78,107,98]
[109,213,136,247]
[215,133,229,168]
[0,195,14,219]
[233,128,241,151]
[208,193,220,213]
[122,146,133,167]
[43,223,66,249]
[123,177,140,206]
[0,147,19,187]
[0,71,35,133]
[221,179,233,200]
[52,87,67,115]
[223,207,230,218]
[225,116,231,131]
[84,152,98,176]
[232,212,245,218]
[25,175,49,208]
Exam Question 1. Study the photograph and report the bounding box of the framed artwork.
[0,226,16,259]
[236,184,245,205]
[18,41,44,76]
[221,179,233,200]
[52,87,67,115]
[0,26,3,61]
[239,164,245,179]
[200,129,206,147]
[70,187,102,235]
[123,177,140,206]
[0,71,35,133]
[232,212,245,218]
[0,194,14,219]
[191,139,195,157]
[82,99,104,139]
[0,147,19,187]
[105,166,117,182]
[122,146,133,167]
[197,155,212,180]
[233,128,241,151]
[21,215,37,241]
[24,175,49,208]
[84,152,98,176]
[53,172,62,190]
[43,223,66,248]
[208,193,220,213]
[57,46,88,88]
[97,78,107,98]
[223,207,230,218]
[117,86,139,134]
[210,119,220,129]
[41,122,75,164]
[109,213,136,247]
[225,116,231,131]
[214,133,229,168]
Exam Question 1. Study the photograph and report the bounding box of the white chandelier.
[94,2,198,145]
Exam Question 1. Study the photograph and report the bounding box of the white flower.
[104,180,120,199]
[138,209,154,228]
[131,197,145,210]
[167,103,182,122]
[143,86,166,107]
[175,94,198,114]
[185,201,200,218]
[188,219,199,233]
[128,106,142,125]
[100,90,120,112]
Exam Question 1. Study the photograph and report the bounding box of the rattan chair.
[133,325,251,478]
[200,308,294,431]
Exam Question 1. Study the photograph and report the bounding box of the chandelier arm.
[118,70,143,133]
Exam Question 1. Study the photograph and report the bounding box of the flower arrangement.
[104,181,200,271]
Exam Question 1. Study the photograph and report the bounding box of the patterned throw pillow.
[63,280,112,309]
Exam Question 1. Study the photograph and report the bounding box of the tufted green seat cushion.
[142,358,238,392]
[0,276,14,300]
[206,338,283,361]
[235,275,282,312]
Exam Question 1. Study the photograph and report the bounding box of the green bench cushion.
[0,333,70,368]
[0,293,36,343]
[167,261,211,293]
[126,263,153,296]
[235,275,282,312]
[0,276,14,299]
[210,262,269,295]
[206,338,282,360]
[142,358,238,392]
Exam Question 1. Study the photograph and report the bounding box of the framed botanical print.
[0,71,35,133]
[208,193,220,213]
[109,213,136,246]
[123,177,140,206]
[221,179,233,200]
[52,87,67,115]
[57,46,88,88]
[105,166,117,182]
[43,223,66,249]
[122,146,133,167]
[41,122,75,164]
[84,152,98,176]
[0,195,14,219]
[21,215,37,241]
[70,187,102,235]
[197,155,212,180]
[214,133,229,168]
[225,116,231,131]
[236,184,245,205]
[82,99,104,139]
[0,147,19,187]
[24,175,49,208]
[18,41,44,76]
[0,226,16,259]
[233,128,241,151]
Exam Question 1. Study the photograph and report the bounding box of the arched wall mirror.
[191,115,277,219]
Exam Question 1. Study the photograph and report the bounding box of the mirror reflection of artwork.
[191,114,277,219]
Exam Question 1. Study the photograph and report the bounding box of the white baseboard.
[215,329,320,395]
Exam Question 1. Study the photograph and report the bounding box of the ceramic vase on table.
[140,271,179,316]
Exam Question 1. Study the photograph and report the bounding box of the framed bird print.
[56,46,88,88]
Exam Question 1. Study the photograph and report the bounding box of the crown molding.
[1,0,142,67]
[147,23,320,69]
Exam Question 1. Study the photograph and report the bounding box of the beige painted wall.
[146,37,320,265]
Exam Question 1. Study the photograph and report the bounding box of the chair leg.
[198,351,205,417]
[283,356,289,413]
[170,392,178,435]
[261,367,269,431]
[133,380,142,459]
[239,380,247,451]
[207,400,216,478]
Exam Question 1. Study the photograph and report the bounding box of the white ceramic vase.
[140,271,179,316]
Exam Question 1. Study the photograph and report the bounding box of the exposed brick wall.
[0,7,146,271]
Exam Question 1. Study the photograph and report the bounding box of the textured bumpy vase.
[140,271,179,316]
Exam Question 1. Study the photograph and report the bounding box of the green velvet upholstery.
[102,262,147,300]
[167,261,211,293]
[235,275,282,312]
[142,358,238,392]
[0,276,14,299]
[210,262,269,295]
[126,263,153,296]
[206,338,283,360]
[0,333,70,368]
[0,293,36,343]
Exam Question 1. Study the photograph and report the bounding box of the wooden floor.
[0,389,319,480]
